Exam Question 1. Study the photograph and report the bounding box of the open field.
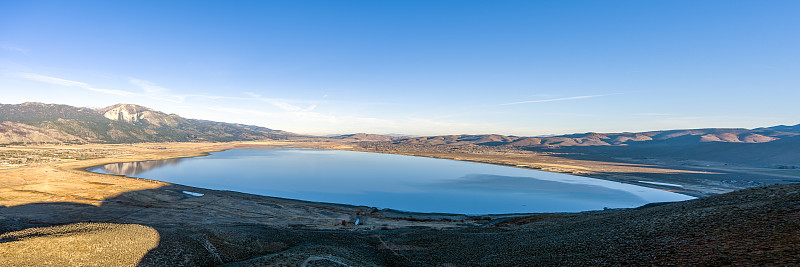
[1,140,799,265]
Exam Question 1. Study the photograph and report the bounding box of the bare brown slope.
[379,126,800,167]
[0,121,86,144]
[329,133,398,142]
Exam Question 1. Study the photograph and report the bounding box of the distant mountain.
[0,102,293,144]
[388,127,798,148]
[4,101,798,167]
[328,133,400,142]
[377,126,800,167]
[755,124,800,134]
[383,133,422,138]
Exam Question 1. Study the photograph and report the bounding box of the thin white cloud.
[206,105,493,135]
[127,78,183,103]
[127,77,249,103]
[17,73,236,104]
[526,94,556,99]
[245,92,318,112]
[180,94,245,101]
[0,45,28,54]
[16,72,136,96]
[502,93,621,105]
[634,113,671,116]
[129,78,168,94]
[11,72,524,135]
[206,106,340,124]
[18,73,87,87]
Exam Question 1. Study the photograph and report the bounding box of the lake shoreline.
[0,142,507,229]
[69,140,721,200]
[302,140,799,198]
[0,139,704,234]
[85,147,693,215]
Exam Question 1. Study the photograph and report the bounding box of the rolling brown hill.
[328,133,400,142]
[376,126,800,167]
[388,127,798,148]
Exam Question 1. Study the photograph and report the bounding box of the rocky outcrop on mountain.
[98,104,182,127]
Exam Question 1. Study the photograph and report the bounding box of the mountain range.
[2,102,799,166]
[357,125,800,167]
[0,102,292,144]
[381,126,800,147]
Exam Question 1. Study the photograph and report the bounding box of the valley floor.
[1,140,798,265]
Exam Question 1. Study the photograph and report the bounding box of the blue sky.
[1,1,798,136]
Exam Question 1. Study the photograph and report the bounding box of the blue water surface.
[88,149,694,214]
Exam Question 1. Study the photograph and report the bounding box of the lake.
[87,149,694,214]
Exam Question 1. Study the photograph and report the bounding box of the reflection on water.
[444,174,642,198]
[88,149,694,214]
[91,158,184,175]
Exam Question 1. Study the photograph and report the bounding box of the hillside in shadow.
[528,135,800,168]
[2,181,800,266]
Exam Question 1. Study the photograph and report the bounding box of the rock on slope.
[98,103,182,127]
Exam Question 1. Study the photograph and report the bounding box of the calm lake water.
[88,149,694,214]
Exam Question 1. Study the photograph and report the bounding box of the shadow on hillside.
[526,140,800,168]
[3,181,800,266]
[0,185,401,266]
[521,146,800,195]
